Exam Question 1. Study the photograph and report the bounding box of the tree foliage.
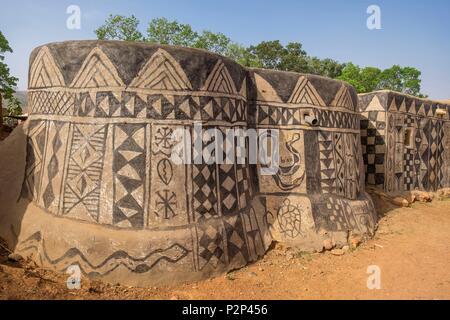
[0,31,18,100]
[338,63,424,96]
[95,15,143,41]
[1,30,21,127]
[146,17,197,46]
[94,15,426,97]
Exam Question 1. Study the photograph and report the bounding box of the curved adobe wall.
[16,41,270,286]
[359,90,450,192]
[1,41,376,286]
[247,69,376,249]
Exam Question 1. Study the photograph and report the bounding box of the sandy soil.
[1,194,449,300]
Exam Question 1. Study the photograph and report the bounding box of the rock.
[403,192,415,204]
[7,253,24,262]
[248,272,258,277]
[342,245,350,251]
[170,296,179,300]
[391,197,409,207]
[437,188,450,197]
[330,249,345,256]
[323,239,334,251]
[413,191,433,202]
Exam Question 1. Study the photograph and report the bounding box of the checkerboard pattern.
[361,111,386,188]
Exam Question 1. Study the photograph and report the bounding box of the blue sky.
[1,0,449,99]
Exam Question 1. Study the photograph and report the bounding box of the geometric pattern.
[333,132,346,196]
[192,164,219,221]
[21,40,386,281]
[313,196,358,232]
[62,124,108,222]
[403,115,415,190]
[218,164,239,216]
[318,131,360,199]
[318,131,336,194]
[331,84,355,111]
[129,48,192,91]
[112,124,146,228]
[201,60,237,95]
[359,91,450,192]
[29,46,65,89]
[288,76,326,106]
[429,121,438,191]
[241,206,266,260]
[343,133,360,199]
[224,215,249,266]
[404,147,415,190]
[360,110,386,188]
[22,120,47,200]
[256,105,358,129]
[29,91,75,115]
[41,122,67,211]
[196,222,226,270]
[313,196,374,233]
[236,164,252,210]
[315,109,358,129]
[70,47,124,88]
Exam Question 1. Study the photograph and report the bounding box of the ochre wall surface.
[0,41,376,286]
[359,91,450,193]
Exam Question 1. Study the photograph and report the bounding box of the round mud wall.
[0,40,376,286]
[247,68,377,250]
[10,41,271,286]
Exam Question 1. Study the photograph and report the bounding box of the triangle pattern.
[288,76,326,106]
[202,60,237,94]
[29,46,65,88]
[399,99,407,112]
[129,48,192,90]
[388,98,397,112]
[365,95,385,112]
[330,84,354,110]
[254,73,282,103]
[70,47,125,88]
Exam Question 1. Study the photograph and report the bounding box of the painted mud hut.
[359,91,450,192]
[0,41,376,286]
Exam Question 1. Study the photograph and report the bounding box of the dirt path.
[1,197,449,300]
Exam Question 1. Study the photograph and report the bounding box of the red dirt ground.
[1,194,449,300]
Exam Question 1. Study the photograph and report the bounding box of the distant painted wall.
[359,91,450,192]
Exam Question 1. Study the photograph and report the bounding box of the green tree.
[0,31,20,129]
[95,15,143,41]
[338,63,382,93]
[338,63,424,96]
[224,43,262,68]
[146,17,198,46]
[248,40,284,69]
[94,16,427,97]
[193,31,231,56]
[307,57,345,79]
[278,42,309,73]
[378,65,422,96]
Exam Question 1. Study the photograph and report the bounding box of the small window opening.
[404,128,414,149]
